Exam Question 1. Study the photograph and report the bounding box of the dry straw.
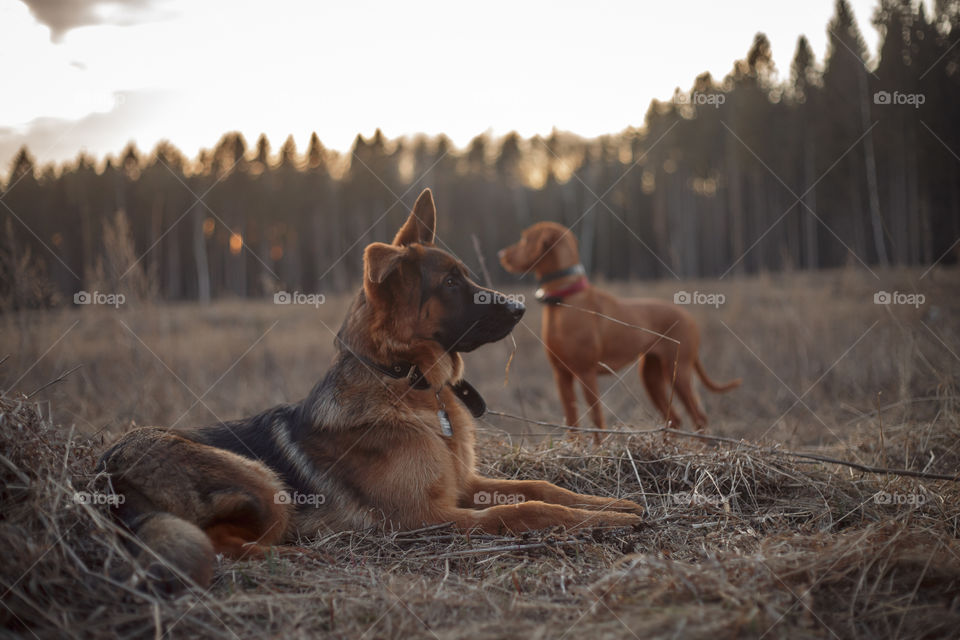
[2,385,959,638]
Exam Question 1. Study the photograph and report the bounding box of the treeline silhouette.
[2,0,958,308]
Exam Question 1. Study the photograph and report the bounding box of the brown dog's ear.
[534,227,560,257]
[364,242,405,284]
[393,189,436,246]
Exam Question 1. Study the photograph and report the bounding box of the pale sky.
[0,0,912,169]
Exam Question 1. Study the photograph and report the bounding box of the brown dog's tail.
[694,359,741,393]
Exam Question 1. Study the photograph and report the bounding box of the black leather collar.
[354,354,432,390]
[537,263,585,286]
[353,353,486,417]
[449,379,486,418]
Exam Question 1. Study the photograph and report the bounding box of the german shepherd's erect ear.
[393,189,436,246]
[364,189,437,285]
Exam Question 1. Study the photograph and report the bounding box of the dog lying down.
[98,191,643,591]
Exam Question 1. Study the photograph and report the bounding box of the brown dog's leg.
[466,476,642,513]
[640,356,683,427]
[674,370,708,430]
[553,366,581,440]
[578,371,606,444]
[445,502,641,535]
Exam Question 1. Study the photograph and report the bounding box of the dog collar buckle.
[405,364,421,386]
[535,276,588,305]
[535,288,561,305]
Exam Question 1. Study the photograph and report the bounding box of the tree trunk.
[802,135,818,269]
[857,65,888,266]
[192,205,210,304]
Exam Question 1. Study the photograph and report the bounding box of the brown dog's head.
[498,221,580,278]
[361,189,524,355]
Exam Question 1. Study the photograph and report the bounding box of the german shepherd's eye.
[444,275,458,288]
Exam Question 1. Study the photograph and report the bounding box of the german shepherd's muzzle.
[430,281,524,352]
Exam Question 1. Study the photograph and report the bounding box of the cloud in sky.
[18,0,168,42]
[0,90,177,168]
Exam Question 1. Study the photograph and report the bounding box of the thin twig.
[27,365,83,399]
[553,302,680,344]
[471,234,495,288]
[428,540,586,559]
[471,233,517,385]
[486,409,960,482]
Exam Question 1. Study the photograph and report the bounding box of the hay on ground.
[1,390,958,639]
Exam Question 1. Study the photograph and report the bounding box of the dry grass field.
[2,266,959,639]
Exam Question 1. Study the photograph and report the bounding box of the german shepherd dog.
[98,190,643,591]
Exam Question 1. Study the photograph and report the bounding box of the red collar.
[535,276,589,305]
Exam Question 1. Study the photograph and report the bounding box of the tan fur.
[499,221,741,440]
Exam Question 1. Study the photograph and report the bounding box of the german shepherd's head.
[339,189,523,381]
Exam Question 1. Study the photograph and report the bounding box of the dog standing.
[98,192,642,591]
[499,222,740,440]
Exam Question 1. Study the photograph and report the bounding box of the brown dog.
[98,192,642,591]
[499,221,740,440]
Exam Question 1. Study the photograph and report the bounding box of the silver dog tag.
[438,409,453,437]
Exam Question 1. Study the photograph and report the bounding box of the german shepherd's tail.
[123,512,215,592]
[694,359,742,393]
[96,426,294,593]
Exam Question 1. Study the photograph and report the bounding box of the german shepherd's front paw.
[602,498,644,513]
[590,510,643,527]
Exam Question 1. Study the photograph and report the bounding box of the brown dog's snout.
[497,248,511,268]
[498,245,522,273]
